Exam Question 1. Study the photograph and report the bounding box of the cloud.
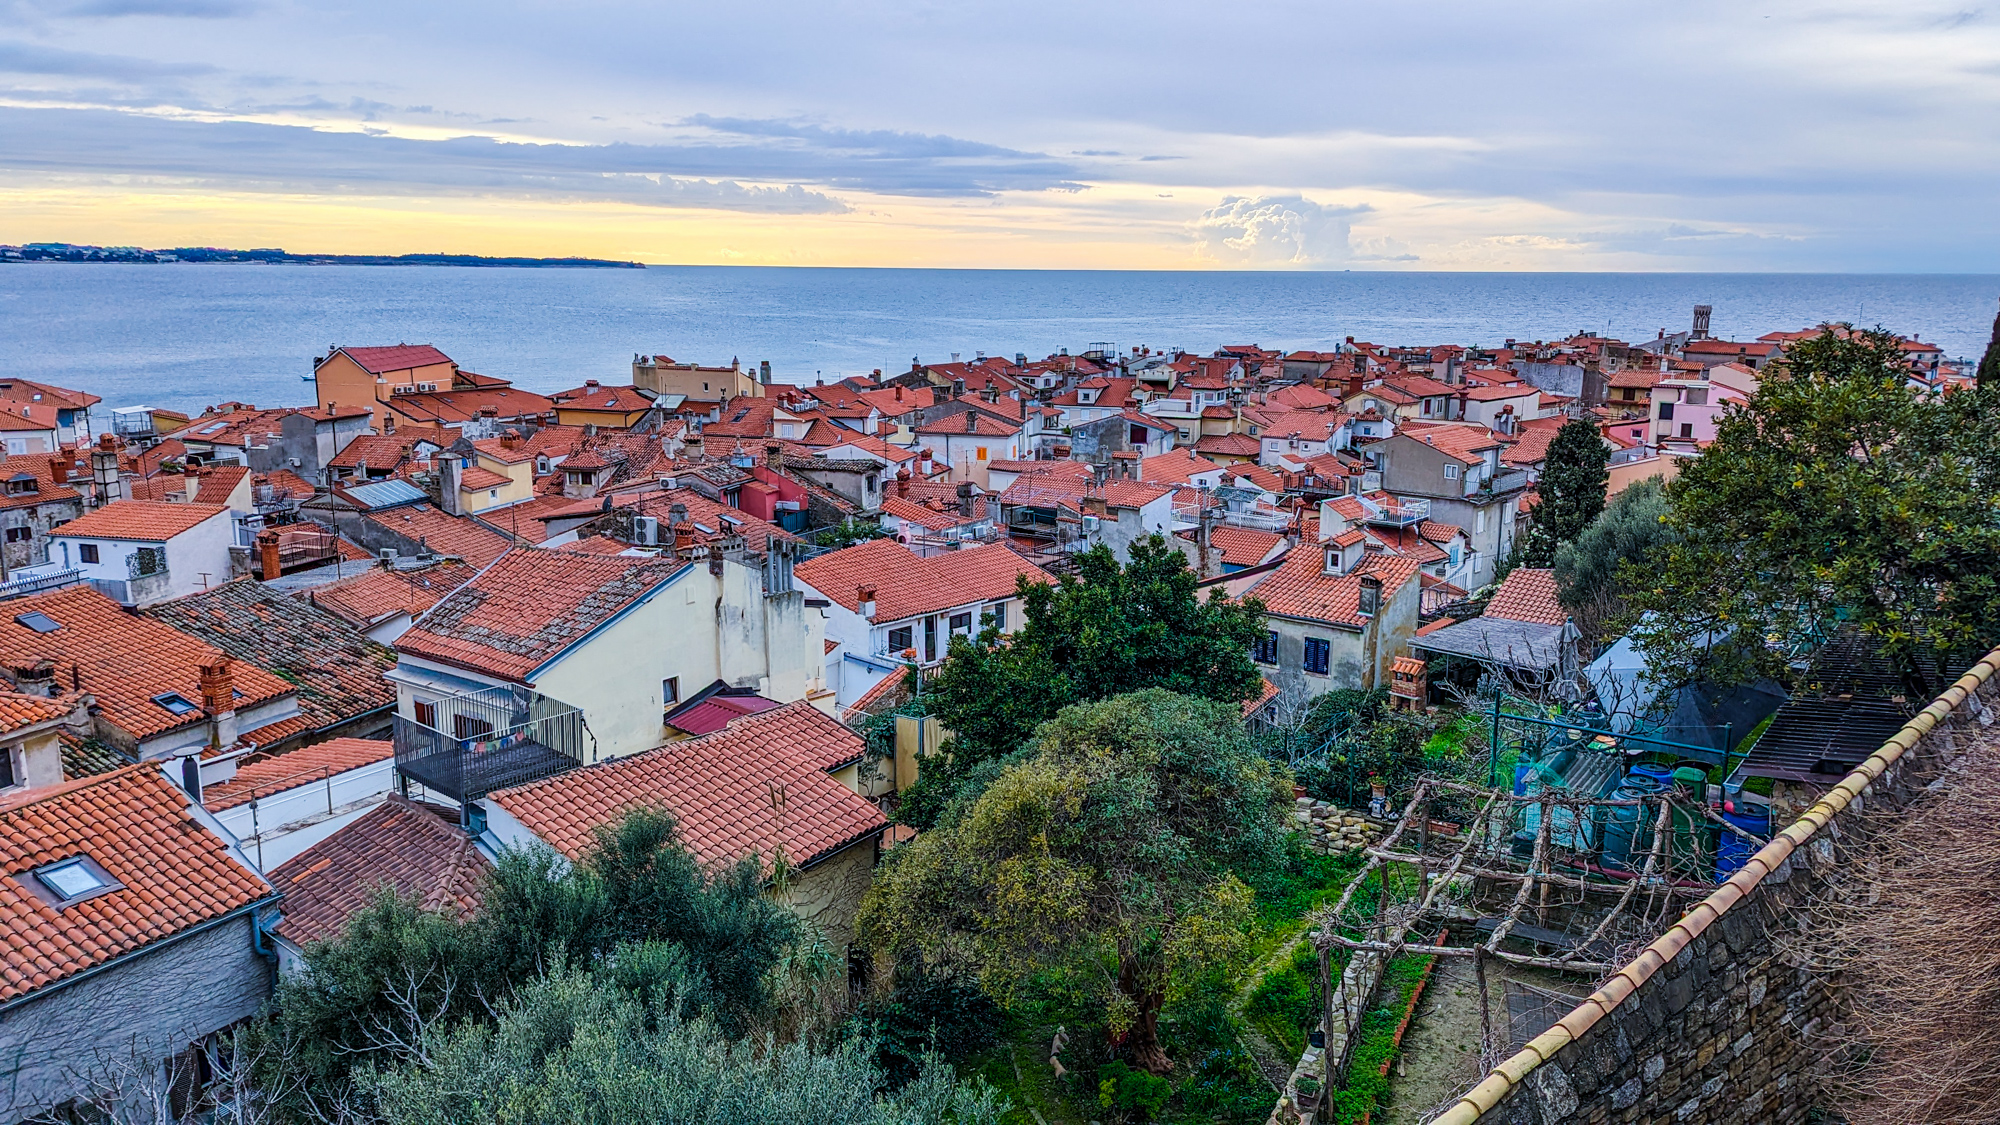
[1189,194,1372,267]
[0,40,215,77]
[64,0,254,16]
[0,107,852,213]
[678,114,1085,196]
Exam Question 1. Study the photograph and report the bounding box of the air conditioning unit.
[1082,514,1101,533]
[632,515,660,546]
[379,548,398,561]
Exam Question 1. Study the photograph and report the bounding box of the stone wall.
[1434,654,2000,1125]
[0,910,272,1123]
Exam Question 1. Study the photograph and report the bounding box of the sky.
[0,0,1996,270]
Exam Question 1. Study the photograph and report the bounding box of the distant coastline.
[0,243,644,269]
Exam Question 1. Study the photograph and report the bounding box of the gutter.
[1431,644,2000,1125]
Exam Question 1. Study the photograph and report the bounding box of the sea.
[0,265,1993,416]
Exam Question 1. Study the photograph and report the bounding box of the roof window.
[14,612,59,633]
[152,692,200,715]
[33,856,120,906]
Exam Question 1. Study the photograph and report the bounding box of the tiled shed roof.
[0,586,295,740]
[1484,567,1567,626]
[201,738,395,812]
[794,538,1050,622]
[49,500,229,542]
[307,561,475,629]
[0,764,273,1003]
[270,796,488,948]
[144,579,397,735]
[488,701,885,870]
[360,504,516,566]
[395,549,683,683]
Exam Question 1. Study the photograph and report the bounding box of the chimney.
[668,502,688,527]
[857,583,877,618]
[765,441,782,467]
[956,481,974,517]
[951,378,966,398]
[673,522,695,555]
[896,468,910,497]
[930,385,947,406]
[1358,573,1383,617]
[981,385,998,403]
[199,658,234,713]
[964,411,978,434]
[585,379,600,388]
[760,360,772,384]
[47,456,68,485]
[256,529,282,579]
[893,385,904,403]
[12,660,56,698]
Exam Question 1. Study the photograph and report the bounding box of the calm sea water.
[0,265,1992,415]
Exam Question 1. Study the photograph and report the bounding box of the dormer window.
[152,692,199,716]
[6,475,37,495]
[32,856,120,907]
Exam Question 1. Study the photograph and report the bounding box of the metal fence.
[392,685,589,804]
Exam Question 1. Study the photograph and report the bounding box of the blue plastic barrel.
[1629,763,1675,788]
[1513,762,1532,796]
[1600,783,1651,871]
[1714,804,1772,883]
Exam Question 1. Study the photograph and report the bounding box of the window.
[152,693,199,716]
[414,700,438,728]
[33,856,118,905]
[1443,464,1460,480]
[1657,402,1675,420]
[986,601,1007,630]
[1303,637,1332,676]
[78,543,99,564]
[949,611,973,633]
[1448,543,1462,567]
[0,747,13,789]
[923,615,937,661]
[976,446,988,461]
[1253,630,1279,664]
[3,527,28,543]
[1680,423,1694,438]
[887,625,914,654]
[14,611,58,633]
[662,677,679,704]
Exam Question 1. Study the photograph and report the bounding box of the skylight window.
[152,693,200,715]
[200,423,229,435]
[14,612,59,633]
[35,856,118,904]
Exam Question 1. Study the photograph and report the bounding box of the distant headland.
[0,243,644,268]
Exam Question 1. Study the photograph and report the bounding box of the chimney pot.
[857,583,878,617]
[198,658,234,715]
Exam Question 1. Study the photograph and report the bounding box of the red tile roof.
[269,795,487,947]
[0,692,76,736]
[1205,526,1285,568]
[201,738,395,812]
[396,549,683,683]
[913,412,1022,438]
[391,387,555,426]
[0,764,273,1003]
[794,539,1050,623]
[489,702,885,870]
[50,500,229,542]
[360,504,517,566]
[0,376,101,411]
[1246,550,1424,629]
[457,466,512,491]
[1139,447,1221,486]
[555,385,653,414]
[334,344,455,373]
[1484,567,1567,626]
[881,494,984,531]
[191,465,249,506]
[1400,423,1503,464]
[0,586,295,740]
[330,433,426,472]
[308,561,475,629]
[1195,433,1263,458]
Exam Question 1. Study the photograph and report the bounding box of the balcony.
[393,686,587,805]
[1467,468,1530,499]
[1361,496,1430,528]
[0,564,82,601]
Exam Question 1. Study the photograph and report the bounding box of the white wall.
[52,511,234,606]
[208,756,399,871]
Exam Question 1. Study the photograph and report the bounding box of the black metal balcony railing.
[393,686,587,805]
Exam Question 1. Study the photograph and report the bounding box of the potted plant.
[1294,1073,1323,1113]
[1368,773,1389,818]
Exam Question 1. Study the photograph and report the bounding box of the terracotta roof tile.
[0,586,295,740]
[1205,526,1285,568]
[1245,550,1424,629]
[308,562,476,629]
[192,466,249,506]
[881,494,986,531]
[1194,433,1263,457]
[201,738,395,812]
[456,466,512,491]
[50,500,229,542]
[1484,567,1567,626]
[0,765,273,1003]
[0,692,76,735]
[330,434,425,472]
[489,702,885,869]
[144,579,397,736]
[1139,448,1221,486]
[269,795,488,947]
[395,549,683,682]
[794,539,1050,623]
[334,344,454,373]
[360,505,517,566]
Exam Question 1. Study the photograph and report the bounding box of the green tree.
[816,519,889,549]
[1552,476,1677,643]
[1979,299,2000,386]
[1629,325,2000,697]
[924,536,1266,767]
[253,808,800,1112]
[1519,416,1610,566]
[861,690,1293,1075]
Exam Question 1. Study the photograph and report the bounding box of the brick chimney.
[199,658,234,714]
[256,529,283,579]
[501,430,520,450]
[896,468,910,497]
[857,583,877,618]
[47,456,68,485]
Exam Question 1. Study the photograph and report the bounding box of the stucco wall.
[0,912,271,1124]
[787,838,878,953]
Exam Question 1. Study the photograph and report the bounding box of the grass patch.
[1320,954,1432,1125]
[1242,941,1324,1057]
